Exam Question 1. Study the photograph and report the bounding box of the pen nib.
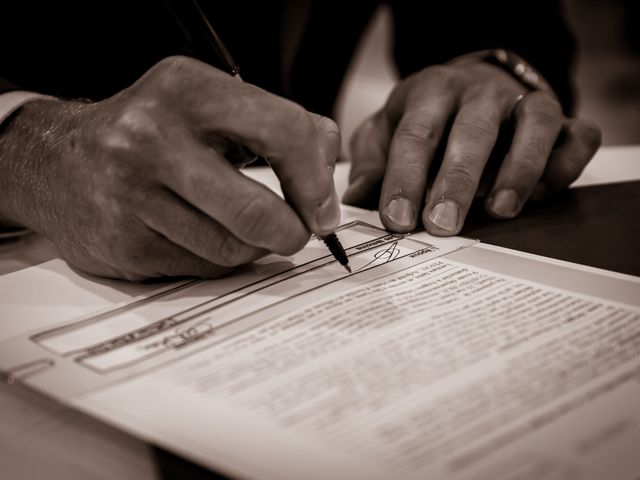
[322,233,351,275]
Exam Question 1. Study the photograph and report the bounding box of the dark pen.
[173,0,352,273]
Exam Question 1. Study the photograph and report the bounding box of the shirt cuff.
[0,90,56,126]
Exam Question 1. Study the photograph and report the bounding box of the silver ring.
[511,93,526,117]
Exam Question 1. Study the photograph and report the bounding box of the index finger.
[159,130,310,256]
[163,58,341,236]
[228,94,341,237]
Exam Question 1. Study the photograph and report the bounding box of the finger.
[253,103,340,237]
[310,112,341,174]
[342,111,392,208]
[152,57,340,237]
[222,94,340,237]
[124,232,234,279]
[139,241,233,279]
[530,118,602,200]
[135,187,268,268]
[194,78,340,235]
[160,134,309,256]
[380,90,455,232]
[59,250,126,281]
[485,91,563,219]
[102,223,233,280]
[423,91,505,235]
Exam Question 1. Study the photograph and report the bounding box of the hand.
[343,60,601,235]
[0,56,340,280]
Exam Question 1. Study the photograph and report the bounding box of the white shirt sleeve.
[0,90,56,126]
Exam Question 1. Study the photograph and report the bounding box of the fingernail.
[316,194,341,233]
[491,189,519,218]
[383,197,415,229]
[428,200,460,232]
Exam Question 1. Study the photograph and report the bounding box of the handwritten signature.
[357,241,401,271]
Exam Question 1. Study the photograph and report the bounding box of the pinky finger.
[531,118,602,200]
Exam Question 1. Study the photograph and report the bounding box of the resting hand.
[0,56,340,280]
[343,58,601,235]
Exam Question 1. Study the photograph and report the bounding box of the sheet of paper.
[0,218,472,397]
[572,144,640,188]
[1,214,639,480]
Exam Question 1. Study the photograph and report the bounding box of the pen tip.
[344,264,352,274]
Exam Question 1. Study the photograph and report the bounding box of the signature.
[357,241,401,271]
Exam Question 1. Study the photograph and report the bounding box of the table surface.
[1,146,639,480]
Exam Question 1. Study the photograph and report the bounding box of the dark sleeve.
[0,78,22,95]
[389,0,576,114]
[0,2,195,101]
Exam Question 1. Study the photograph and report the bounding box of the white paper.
[77,253,640,480]
[0,219,472,397]
[1,215,639,480]
[572,144,640,188]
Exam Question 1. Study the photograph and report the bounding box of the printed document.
[1,212,639,480]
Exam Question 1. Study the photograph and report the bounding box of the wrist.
[448,49,557,99]
[0,97,89,230]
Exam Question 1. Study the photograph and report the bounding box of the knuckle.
[216,234,246,267]
[517,150,547,177]
[462,80,500,104]
[517,139,550,172]
[257,101,316,156]
[529,109,562,127]
[396,117,440,150]
[115,103,162,141]
[521,92,563,123]
[288,104,316,139]
[153,55,196,80]
[442,162,478,192]
[316,115,340,139]
[552,157,583,186]
[455,117,497,140]
[233,195,274,243]
[99,103,164,158]
[396,66,457,109]
[478,82,502,101]
[422,65,456,87]
[146,56,218,101]
[405,67,458,102]
[577,120,602,153]
[519,146,543,167]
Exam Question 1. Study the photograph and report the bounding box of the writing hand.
[343,60,601,235]
[0,56,340,280]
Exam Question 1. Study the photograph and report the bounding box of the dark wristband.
[449,49,558,99]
